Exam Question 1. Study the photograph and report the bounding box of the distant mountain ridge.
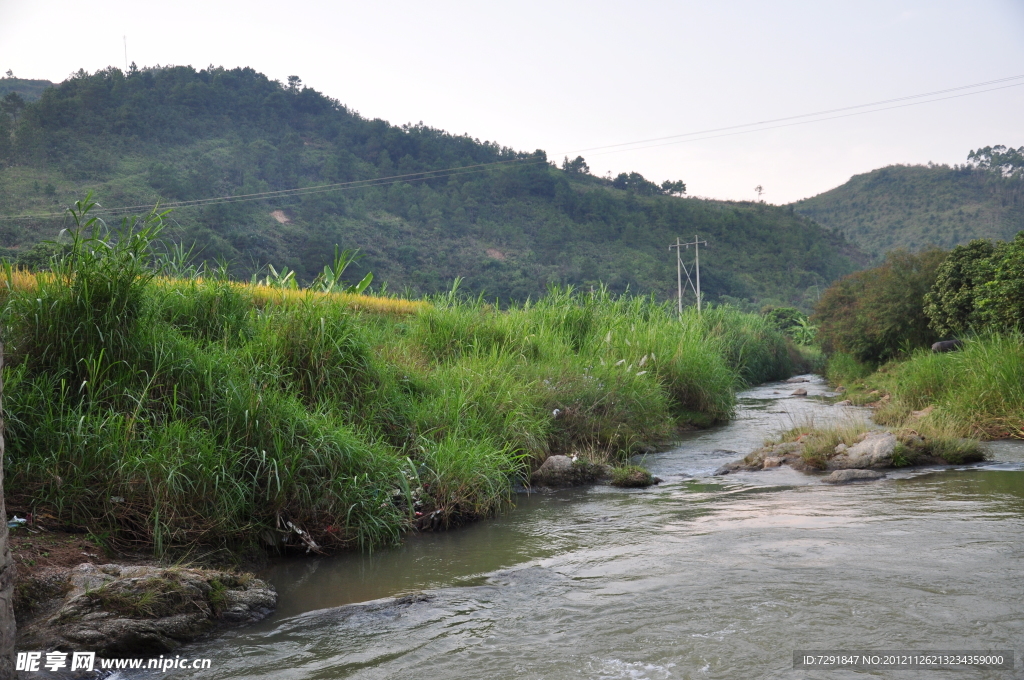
[0,77,54,101]
[793,161,1024,259]
[0,65,863,309]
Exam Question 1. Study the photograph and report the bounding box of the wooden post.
[0,343,14,678]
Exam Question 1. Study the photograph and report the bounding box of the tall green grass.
[826,352,874,385]
[871,335,1024,439]
[1,201,796,555]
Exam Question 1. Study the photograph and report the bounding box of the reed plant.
[873,334,1024,439]
[1,205,797,556]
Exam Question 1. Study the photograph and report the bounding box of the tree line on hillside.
[794,146,1024,257]
[0,65,861,307]
[813,230,1024,363]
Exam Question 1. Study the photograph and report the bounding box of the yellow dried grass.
[0,270,427,316]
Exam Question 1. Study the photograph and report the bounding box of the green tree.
[0,91,24,123]
[967,144,1024,178]
[978,231,1024,330]
[923,239,996,336]
[762,306,806,332]
[613,171,662,196]
[814,248,946,363]
[661,179,686,196]
[562,155,590,175]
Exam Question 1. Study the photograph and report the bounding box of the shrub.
[814,249,946,363]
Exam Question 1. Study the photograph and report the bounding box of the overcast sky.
[1,0,1022,203]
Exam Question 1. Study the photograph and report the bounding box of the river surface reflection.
[151,376,1024,679]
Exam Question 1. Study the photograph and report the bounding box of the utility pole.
[669,237,683,315]
[669,235,708,315]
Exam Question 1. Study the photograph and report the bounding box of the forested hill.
[0,65,864,308]
[0,76,54,101]
[793,153,1024,260]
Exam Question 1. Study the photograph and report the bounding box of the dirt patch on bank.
[8,516,158,618]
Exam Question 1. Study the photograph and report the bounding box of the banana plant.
[258,263,299,289]
[789,317,818,346]
[312,245,373,294]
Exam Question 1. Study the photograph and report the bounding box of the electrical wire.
[583,80,1024,157]
[564,74,1024,155]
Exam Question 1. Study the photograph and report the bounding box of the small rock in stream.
[821,469,887,484]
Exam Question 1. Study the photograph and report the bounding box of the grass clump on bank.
[2,198,796,557]
[872,335,1024,439]
[825,336,1024,440]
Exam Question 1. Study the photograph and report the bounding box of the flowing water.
[154,376,1024,679]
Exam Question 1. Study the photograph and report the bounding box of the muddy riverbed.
[142,376,1024,679]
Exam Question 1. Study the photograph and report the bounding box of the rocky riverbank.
[714,428,985,483]
[16,562,276,657]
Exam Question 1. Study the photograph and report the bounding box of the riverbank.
[2,204,800,563]
[133,376,1024,678]
[826,335,1024,440]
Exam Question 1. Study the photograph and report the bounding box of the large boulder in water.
[17,563,276,656]
[827,431,897,469]
[531,455,608,487]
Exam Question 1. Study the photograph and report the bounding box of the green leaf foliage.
[813,249,946,363]
[762,306,806,332]
[923,239,997,336]
[923,232,1024,335]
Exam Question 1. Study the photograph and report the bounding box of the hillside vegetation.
[0,65,862,309]
[816,227,1024,442]
[2,198,797,554]
[794,154,1024,259]
[0,76,53,102]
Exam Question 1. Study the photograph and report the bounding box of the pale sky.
[1,0,1022,203]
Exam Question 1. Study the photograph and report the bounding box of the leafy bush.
[813,249,946,363]
[923,239,997,336]
[923,232,1024,335]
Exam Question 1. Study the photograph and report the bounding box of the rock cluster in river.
[531,455,612,487]
[17,563,276,656]
[713,430,949,484]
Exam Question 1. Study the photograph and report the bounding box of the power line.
[0,156,548,221]
[0,73,1020,222]
[565,74,1024,155]
[583,81,1024,157]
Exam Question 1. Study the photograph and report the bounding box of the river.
[151,376,1024,679]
